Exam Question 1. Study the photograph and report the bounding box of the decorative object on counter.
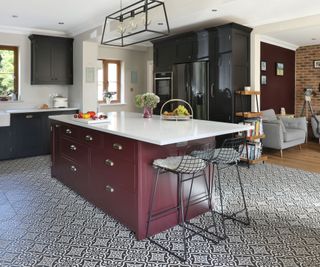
[104,91,116,104]
[101,0,170,47]
[244,86,251,91]
[280,107,286,115]
[276,62,284,76]
[39,104,49,109]
[160,99,193,121]
[135,92,160,118]
[73,112,109,124]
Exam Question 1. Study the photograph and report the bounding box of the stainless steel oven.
[154,72,173,114]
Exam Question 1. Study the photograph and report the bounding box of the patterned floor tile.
[0,155,319,266]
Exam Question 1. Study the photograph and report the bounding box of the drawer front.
[61,124,80,140]
[91,149,135,192]
[60,156,88,195]
[79,128,104,147]
[104,134,136,162]
[60,138,88,165]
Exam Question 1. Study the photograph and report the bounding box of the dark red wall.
[260,42,295,114]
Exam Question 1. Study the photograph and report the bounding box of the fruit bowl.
[72,112,109,124]
[160,99,193,121]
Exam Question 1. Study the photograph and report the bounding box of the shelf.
[236,112,262,118]
[236,90,261,96]
[241,155,268,164]
[246,134,266,141]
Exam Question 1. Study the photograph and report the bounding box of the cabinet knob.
[112,143,123,151]
[70,165,77,172]
[70,145,77,151]
[105,159,114,167]
[106,185,114,193]
[85,135,93,142]
[66,129,72,134]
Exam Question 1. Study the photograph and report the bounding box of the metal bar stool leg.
[216,166,227,239]
[178,173,187,262]
[236,164,250,225]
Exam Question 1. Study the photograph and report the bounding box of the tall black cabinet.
[208,23,252,123]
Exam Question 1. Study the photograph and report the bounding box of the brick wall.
[296,45,320,118]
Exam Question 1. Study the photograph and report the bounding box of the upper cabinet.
[29,35,73,85]
[153,31,209,72]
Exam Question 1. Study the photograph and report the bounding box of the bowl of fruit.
[160,99,193,121]
[73,111,108,124]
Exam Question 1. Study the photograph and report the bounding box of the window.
[98,59,121,103]
[0,46,18,97]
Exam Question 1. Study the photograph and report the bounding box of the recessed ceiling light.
[312,38,317,40]
[12,15,18,18]
[158,22,164,26]
[58,22,64,25]
[212,9,218,12]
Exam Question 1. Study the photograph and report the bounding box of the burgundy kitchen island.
[49,112,251,240]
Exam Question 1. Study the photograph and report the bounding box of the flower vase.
[143,107,153,118]
[105,98,111,104]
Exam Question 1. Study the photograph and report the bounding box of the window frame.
[99,59,121,104]
[0,45,19,96]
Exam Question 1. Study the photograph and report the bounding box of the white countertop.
[5,107,78,114]
[49,112,253,146]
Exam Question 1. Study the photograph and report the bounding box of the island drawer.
[79,128,104,147]
[60,156,88,195]
[61,124,80,140]
[60,137,88,165]
[104,134,136,162]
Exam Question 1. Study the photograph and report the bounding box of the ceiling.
[1,0,320,47]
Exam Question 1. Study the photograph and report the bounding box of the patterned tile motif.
[0,156,320,266]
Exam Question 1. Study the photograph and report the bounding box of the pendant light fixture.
[101,0,170,47]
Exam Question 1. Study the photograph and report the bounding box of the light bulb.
[141,13,151,27]
[117,21,126,34]
[127,17,137,33]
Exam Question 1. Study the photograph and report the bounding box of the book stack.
[240,142,262,160]
[242,118,263,137]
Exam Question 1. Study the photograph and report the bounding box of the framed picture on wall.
[314,60,320,68]
[261,75,267,85]
[276,62,284,76]
[261,60,267,71]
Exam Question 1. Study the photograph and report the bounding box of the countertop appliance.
[53,96,68,108]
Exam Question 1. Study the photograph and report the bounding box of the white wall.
[98,45,149,113]
[0,32,69,109]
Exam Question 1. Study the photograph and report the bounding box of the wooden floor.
[264,141,320,173]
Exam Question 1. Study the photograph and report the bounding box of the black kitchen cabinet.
[0,110,77,161]
[209,23,252,123]
[153,39,176,72]
[175,34,195,63]
[29,35,73,85]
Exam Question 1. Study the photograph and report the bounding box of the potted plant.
[103,91,116,104]
[135,92,160,118]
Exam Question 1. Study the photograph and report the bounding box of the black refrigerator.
[172,62,209,120]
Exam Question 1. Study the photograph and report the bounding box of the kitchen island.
[49,112,252,240]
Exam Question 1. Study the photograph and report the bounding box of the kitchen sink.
[0,110,10,127]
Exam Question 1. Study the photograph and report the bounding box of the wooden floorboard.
[264,141,320,173]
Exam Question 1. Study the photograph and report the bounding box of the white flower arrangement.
[135,92,160,109]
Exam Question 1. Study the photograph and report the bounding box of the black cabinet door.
[0,127,12,160]
[52,39,73,84]
[195,31,209,60]
[218,27,232,53]
[210,52,233,122]
[175,35,194,63]
[11,113,45,158]
[154,40,176,72]
[29,35,73,85]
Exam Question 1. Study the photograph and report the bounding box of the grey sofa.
[311,115,320,143]
[261,109,307,157]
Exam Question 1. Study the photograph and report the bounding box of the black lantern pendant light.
[101,0,170,47]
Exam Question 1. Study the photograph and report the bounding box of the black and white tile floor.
[0,156,320,266]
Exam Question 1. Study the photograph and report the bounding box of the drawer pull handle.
[113,143,123,151]
[70,145,77,151]
[55,124,61,128]
[26,115,33,119]
[85,135,93,142]
[66,129,72,134]
[106,185,114,193]
[105,159,114,167]
[70,165,77,172]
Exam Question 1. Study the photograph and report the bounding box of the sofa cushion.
[265,119,287,134]
[284,128,305,142]
[262,109,277,121]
